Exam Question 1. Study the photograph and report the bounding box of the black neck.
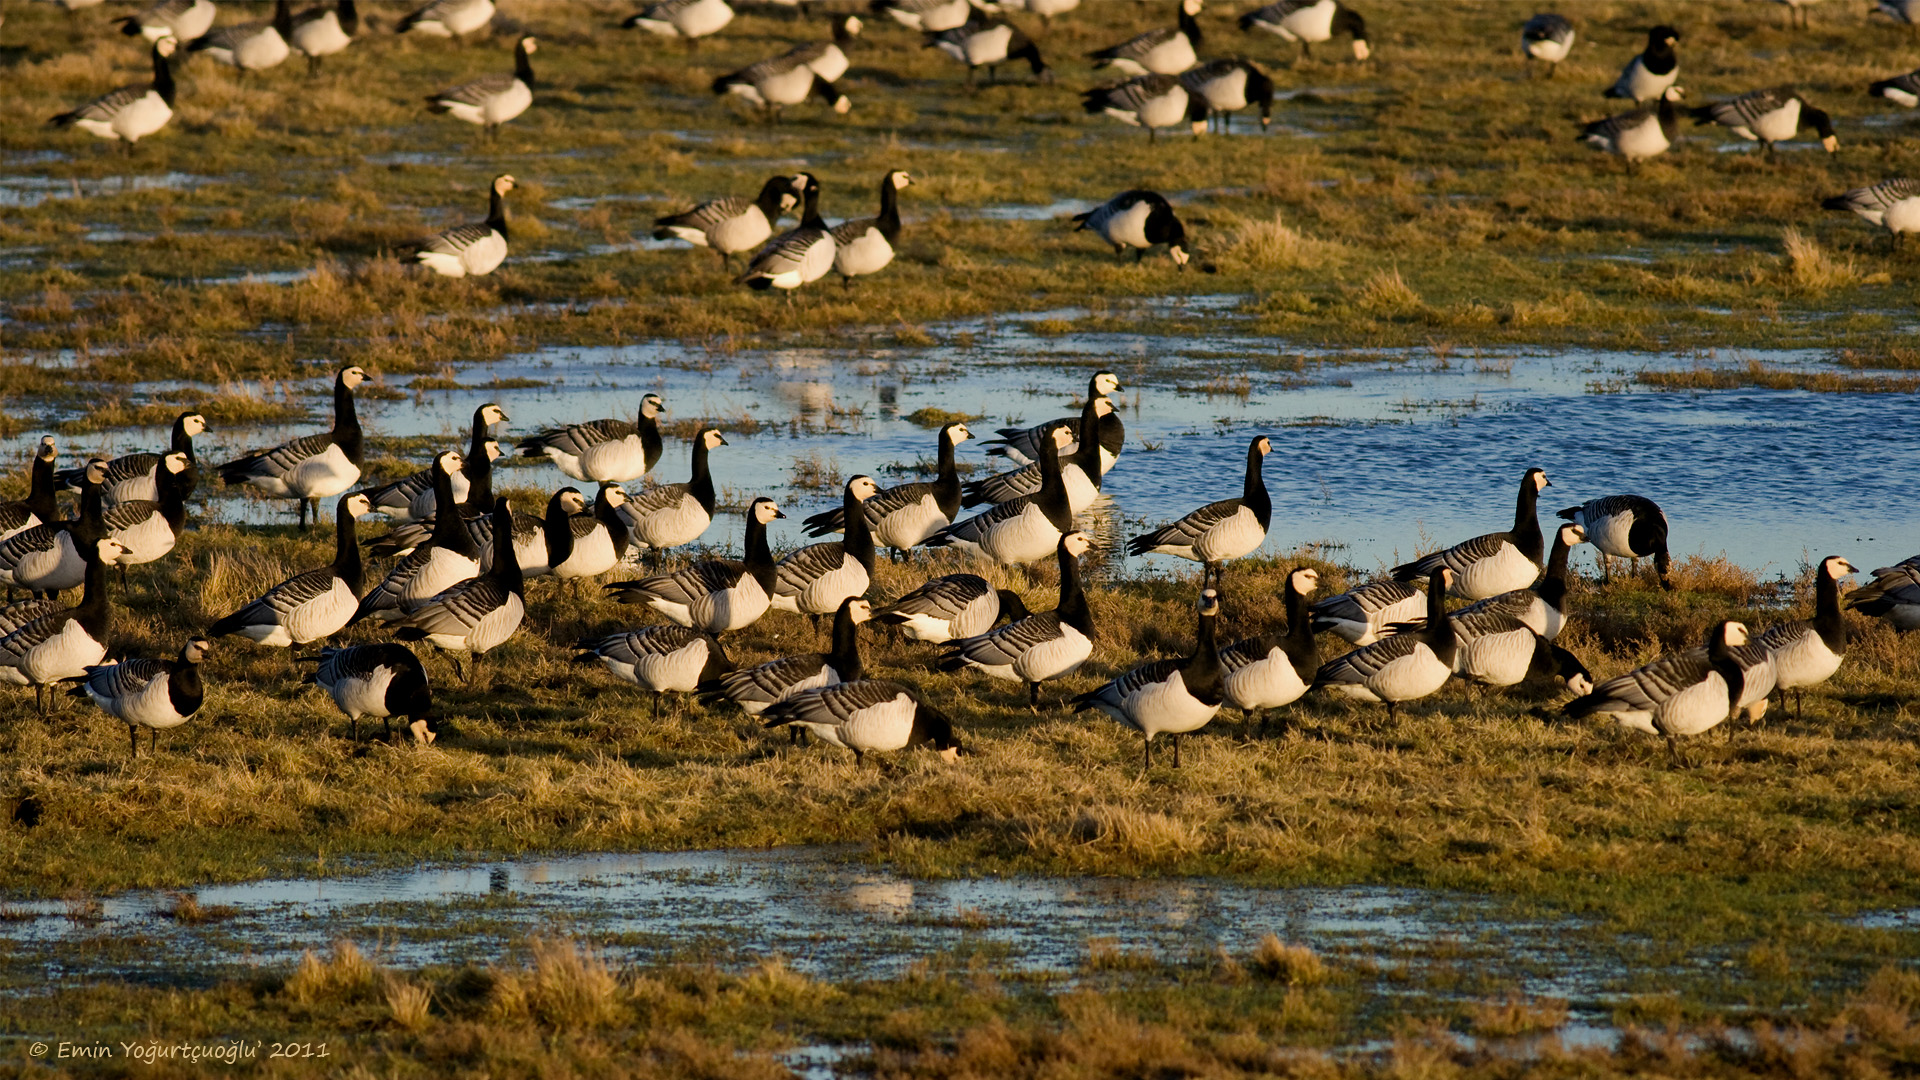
[514,40,536,87]
[638,404,663,470]
[157,465,189,530]
[743,511,777,592]
[1706,629,1745,702]
[1185,606,1222,700]
[1071,400,1104,480]
[273,0,293,35]
[1510,477,1542,562]
[827,605,864,679]
[1333,7,1364,42]
[754,178,790,218]
[332,374,363,465]
[429,466,478,556]
[463,419,495,512]
[1656,96,1679,137]
[1033,433,1072,530]
[1015,39,1046,76]
[841,483,876,572]
[932,430,961,519]
[170,417,197,461]
[486,184,511,242]
[1283,581,1312,648]
[490,504,524,595]
[1814,564,1846,651]
[26,452,57,523]
[1176,3,1200,45]
[1424,569,1456,659]
[544,492,575,566]
[595,488,632,558]
[1242,443,1271,528]
[168,650,205,715]
[333,498,363,591]
[153,40,176,105]
[76,477,105,541]
[1057,544,1092,635]
[798,183,826,229]
[1536,530,1572,608]
[832,17,856,44]
[876,175,902,243]
[337,0,358,35]
[74,543,112,639]
[689,438,717,513]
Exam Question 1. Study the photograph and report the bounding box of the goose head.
[1062,530,1093,558]
[182,637,214,664]
[598,481,627,509]
[94,537,129,565]
[1288,566,1320,597]
[699,427,728,451]
[85,459,109,486]
[1716,620,1750,649]
[35,436,56,462]
[1659,85,1685,103]
[155,35,178,58]
[640,393,666,419]
[1565,670,1593,697]
[483,440,503,461]
[434,450,464,477]
[1558,523,1587,546]
[836,14,862,39]
[790,172,820,196]
[1197,587,1221,618]
[1092,370,1122,397]
[1250,435,1272,458]
[750,497,785,524]
[180,413,208,437]
[1648,24,1679,48]
[889,170,913,191]
[339,366,368,389]
[492,174,517,197]
[342,492,373,518]
[846,597,874,624]
[1822,555,1860,580]
[1092,398,1115,419]
[1182,0,1204,14]
[1049,424,1075,450]
[558,488,588,514]
[162,451,190,475]
[1526,467,1550,492]
[846,475,880,502]
[479,402,509,429]
[944,422,972,446]
[517,35,537,56]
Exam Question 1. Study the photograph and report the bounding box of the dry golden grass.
[285,940,378,1007]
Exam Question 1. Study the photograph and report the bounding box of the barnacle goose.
[217,366,364,528]
[1073,190,1192,267]
[1692,88,1837,154]
[58,411,204,506]
[518,394,664,483]
[985,0,1079,22]
[1240,0,1370,61]
[49,36,178,149]
[1392,468,1549,601]
[289,0,355,74]
[576,623,733,720]
[1870,68,1920,107]
[831,170,912,285]
[116,0,215,42]
[1313,567,1456,723]
[1440,605,1590,696]
[618,427,723,558]
[875,574,1030,643]
[623,0,734,45]
[1822,179,1920,244]
[415,175,515,277]
[1605,25,1678,101]
[761,678,961,763]
[397,0,492,39]
[1565,620,1750,764]
[1309,577,1421,646]
[1220,567,1318,736]
[772,475,879,630]
[802,422,968,559]
[365,403,506,521]
[427,39,536,137]
[982,370,1124,474]
[653,176,798,267]
[102,450,192,571]
[1581,87,1683,169]
[1084,74,1208,140]
[871,0,972,32]
[74,638,210,756]
[350,454,482,624]
[784,14,863,84]
[713,52,852,122]
[739,173,838,293]
[964,397,1113,512]
[1181,58,1274,133]
[0,459,108,596]
[548,484,633,582]
[1520,13,1573,77]
[0,438,60,544]
[1090,0,1202,76]
[1075,587,1223,769]
[1127,435,1272,585]
[606,497,783,634]
[393,499,527,682]
[208,493,369,648]
[1875,0,1920,28]
[1448,521,1583,640]
[304,643,434,743]
[1753,555,1859,719]
[0,536,125,713]
[187,0,293,72]
[927,17,1051,86]
[927,425,1073,566]
[1848,557,1920,632]
[699,596,868,716]
[1557,494,1669,586]
[939,530,1094,709]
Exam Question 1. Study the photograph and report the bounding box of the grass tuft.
[1248,936,1327,986]
[285,941,378,1007]
[488,936,622,1031]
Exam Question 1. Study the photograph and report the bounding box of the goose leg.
[1143,736,1152,771]
[383,716,393,741]
[1172,734,1182,769]
[654,691,663,723]
[35,685,44,716]
[151,729,158,754]
[352,716,359,742]
[129,725,139,758]
[1028,680,1041,712]
[1385,700,1397,725]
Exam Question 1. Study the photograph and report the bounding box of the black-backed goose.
[1313,567,1456,723]
[875,574,1030,643]
[216,365,365,528]
[1391,468,1548,601]
[1308,577,1421,646]
[1181,58,1274,133]
[1823,179,1920,244]
[59,410,204,506]
[802,422,968,560]
[653,176,798,267]
[289,0,355,73]
[0,536,125,713]
[0,459,108,596]
[1850,558,1920,631]
[49,36,178,149]
[1220,566,1318,735]
[700,595,868,716]
[619,427,723,558]
[939,530,1094,709]
[415,173,514,277]
[365,403,506,521]
[116,0,216,41]
[927,425,1072,566]
[964,397,1113,513]
[1692,89,1836,154]
[305,642,434,743]
[393,499,527,682]
[1127,435,1272,585]
[0,438,60,544]
[426,37,536,136]
[607,497,783,634]
[1581,87,1683,169]
[1073,190,1192,267]
[772,475,878,630]
[871,0,972,32]
[928,17,1051,85]
[831,170,912,284]
[739,173,837,293]
[1520,13,1573,77]
[760,678,961,762]
[1870,68,1920,107]
[209,493,369,648]
[1605,25,1678,101]
[517,393,665,483]
[1076,588,1223,769]
[624,0,735,44]
[188,0,293,72]
[102,450,191,571]
[981,370,1124,475]
[74,637,210,756]
[713,54,851,122]
[1449,521,1582,640]
[1090,0,1202,75]
[1565,620,1749,764]
[1754,555,1859,719]
[1239,0,1370,61]
[397,0,493,38]
[351,454,482,624]
[1083,74,1208,140]
[576,623,733,720]
[548,484,632,582]
[1557,494,1669,586]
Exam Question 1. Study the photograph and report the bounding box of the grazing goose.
[652,175,798,267]
[48,36,178,150]
[871,0,972,32]
[1557,494,1669,586]
[0,460,108,596]
[289,0,355,74]
[216,365,365,528]
[875,574,1030,643]
[1692,89,1837,154]
[305,643,433,743]
[1605,25,1678,101]
[982,370,1124,474]
[1073,190,1192,267]
[713,52,852,122]
[1239,0,1370,61]
[116,0,215,41]
[1313,567,1456,723]
[802,422,969,560]
[831,170,912,285]
[1084,74,1209,140]
[0,536,125,713]
[188,0,293,72]
[624,0,734,44]
[1127,435,1272,585]
[761,679,961,763]
[778,14,863,84]
[208,493,369,648]
[0,438,61,544]
[1869,68,1920,107]
[575,623,733,720]
[547,484,633,583]
[397,0,493,38]
[986,0,1079,21]
[619,428,724,558]
[1220,566,1318,736]
[606,497,783,634]
[700,596,868,716]
[1308,578,1421,646]
[350,454,482,624]
[1823,179,1920,244]
[427,37,536,136]
[102,451,192,570]
[1181,58,1274,133]
[58,411,204,506]
[1391,468,1549,601]
[927,17,1051,85]
[1442,606,1591,696]
[1565,621,1750,763]
[772,476,879,629]
[927,425,1073,567]
[1450,522,1583,640]
[393,499,527,682]
[518,394,665,483]
[1581,87,1683,169]
[1850,559,1920,631]
[415,175,515,277]
[1075,588,1224,769]
[74,638,210,757]
[1090,0,1202,75]
[1754,556,1859,719]
[964,397,1113,513]
[939,531,1095,709]
[1520,13,1573,77]
[739,173,838,293]
[365,403,506,521]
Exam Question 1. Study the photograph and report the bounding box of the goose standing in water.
[607,497,784,634]
[939,531,1095,710]
[0,438,60,544]
[1391,468,1548,601]
[618,428,725,560]
[927,425,1073,567]
[1313,567,1456,723]
[982,370,1124,476]
[217,366,364,528]
[965,397,1113,513]
[59,410,204,506]
[1221,567,1318,736]
[1566,621,1750,765]
[1075,588,1224,769]
[365,403,506,521]
[830,170,912,286]
[1754,555,1859,719]
[393,499,527,683]
[0,537,126,713]
[1127,435,1272,585]
[414,175,516,278]
[772,476,879,632]
[208,493,369,650]
[875,574,1030,643]
[802,422,969,561]
[74,638,211,757]
[1558,494,1670,587]
[575,624,733,721]
[760,679,961,763]
[49,36,178,150]
[652,176,798,268]
[304,643,434,743]
[517,394,665,484]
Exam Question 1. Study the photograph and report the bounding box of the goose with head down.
[303,642,434,744]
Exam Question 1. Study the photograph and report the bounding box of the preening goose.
[700,596,868,716]
[1557,494,1669,586]
[1581,87,1683,169]
[1127,435,1272,585]
[618,427,724,558]
[1605,25,1678,101]
[187,0,293,72]
[1823,179,1920,245]
[964,397,1113,512]
[0,459,108,596]
[216,365,365,528]
[1239,0,1370,61]
[1391,468,1548,601]
[875,574,1030,643]
[871,0,972,32]
[713,52,851,122]
[1849,558,1920,632]
[49,36,178,149]
[1449,521,1583,641]
[304,642,434,743]
[102,450,192,570]
[772,475,878,629]
[1870,68,1920,107]
[397,0,492,38]
[1083,74,1209,140]
[73,638,210,757]
[575,623,733,720]
[1220,566,1318,736]
[927,17,1051,85]
[761,678,961,763]
[802,422,968,559]
[1313,567,1456,722]
[518,393,665,484]
[1692,88,1836,154]
[624,0,734,45]
[653,175,798,266]
[426,37,536,136]
[547,484,633,582]
[739,173,838,293]
[927,425,1073,567]
[0,536,125,713]
[939,530,1095,709]
[606,497,783,634]
[208,493,369,648]
[289,0,355,73]
[1089,0,1202,75]
[1565,620,1750,763]
[393,499,527,682]
[1520,13,1573,76]
[981,370,1124,475]
[1308,577,1421,646]
[1073,190,1192,267]
[1754,555,1859,719]
[1181,58,1274,133]
[1076,588,1223,769]
[0,438,60,543]
[350,454,482,624]
[415,174,515,277]
[831,170,912,285]
[365,403,506,521]
[58,410,204,505]
[116,0,215,41]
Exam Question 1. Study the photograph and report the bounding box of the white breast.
[836,694,918,752]
[1198,67,1249,110]
[1456,544,1540,600]
[965,24,1014,64]
[287,443,362,500]
[292,13,352,56]
[1456,627,1537,686]
[980,505,1063,566]
[806,44,849,82]
[93,671,189,730]
[1136,87,1190,129]
[1223,647,1308,710]
[759,63,819,106]
[1767,630,1842,690]
[1525,37,1571,63]
[833,229,895,278]
[462,593,525,655]
[1884,198,1920,235]
[111,513,177,565]
[402,549,482,609]
[14,533,83,593]
[1748,99,1800,143]
[235,29,291,70]
[103,93,172,142]
[797,559,869,616]
[1579,509,1639,559]
[1013,623,1092,682]
[708,208,773,255]
[554,531,619,580]
[1138,36,1196,75]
